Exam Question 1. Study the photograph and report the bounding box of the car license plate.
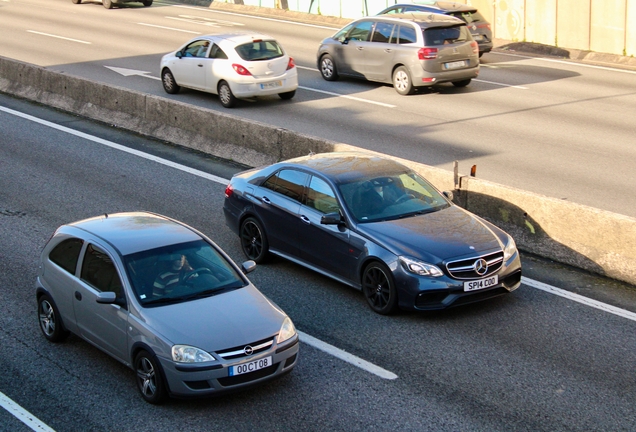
[473,35,483,41]
[228,356,272,376]
[464,275,498,292]
[444,60,467,70]
[260,81,282,89]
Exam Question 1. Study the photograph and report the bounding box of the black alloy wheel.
[240,217,269,263]
[362,262,398,315]
[37,294,69,342]
[134,350,167,404]
[161,69,180,94]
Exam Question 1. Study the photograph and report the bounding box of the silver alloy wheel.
[394,70,409,93]
[136,357,157,398]
[39,299,55,337]
[321,58,334,79]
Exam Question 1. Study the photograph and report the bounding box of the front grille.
[217,337,274,360]
[218,363,279,387]
[446,251,504,280]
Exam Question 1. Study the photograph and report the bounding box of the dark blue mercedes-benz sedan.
[223,152,521,315]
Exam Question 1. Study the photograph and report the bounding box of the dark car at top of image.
[223,152,522,315]
[316,13,480,95]
[35,212,299,403]
[376,1,493,56]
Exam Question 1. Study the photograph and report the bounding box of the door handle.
[299,215,311,225]
[357,47,364,51]
[384,49,392,53]
[261,196,271,205]
[197,64,203,67]
[74,291,82,301]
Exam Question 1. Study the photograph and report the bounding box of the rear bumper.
[412,64,480,87]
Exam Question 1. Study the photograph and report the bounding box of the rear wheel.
[218,81,237,108]
[134,350,167,404]
[278,90,296,100]
[319,54,338,81]
[452,79,472,87]
[393,66,414,95]
[38,294,69,343]
[240,217,269,263]
[71,0,81,4]
[102,0,113,9]
[362,262,398,315]
[142,0,152,5]
[161,69,180,94]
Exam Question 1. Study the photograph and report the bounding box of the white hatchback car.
[160,33,298,108]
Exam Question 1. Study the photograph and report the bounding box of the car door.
[169,40,209,89]
[204,42,229,93]
[363,21,398,82]
[336,20,373,77]
[73,242,129,363]
[253,169,308,258]
[297,176,360,282]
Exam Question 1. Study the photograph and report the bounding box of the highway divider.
[1,56,635,286]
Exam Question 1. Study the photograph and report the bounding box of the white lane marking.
[494,52,636,75]
[298,86,396,108]
[522,277,636,322]
[474,78,528,89]
[298,331,398,380]
[0,106,229,185]
[137,22,201,34]
[105,66,161,81]
[169,4,339,30]
[26,31,91,45]
[0,390,55,432]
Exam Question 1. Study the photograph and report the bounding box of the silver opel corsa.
[35,212,299,404]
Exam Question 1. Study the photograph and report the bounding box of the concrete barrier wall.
[1,56,635,286]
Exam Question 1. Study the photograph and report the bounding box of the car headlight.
[172,345,216,363]
[503,235,518,261]
[276,317,296,344]
[399,256,443,277]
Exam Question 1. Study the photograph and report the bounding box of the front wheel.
[319,54,339,81]
[362,262,398,315]
[161,69,180,94]
[142,0,152,5]
[102,0,113,9]
[71,0,81,4]
[393,66,414,95]
[240,217,269,263]
[218,81,237,108]
[452,79,472,88]
[38,294,69,343]
[278,90,296,100]
[134,350,167,404]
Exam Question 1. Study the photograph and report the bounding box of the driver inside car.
[153,254,194,298]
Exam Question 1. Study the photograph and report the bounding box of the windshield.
[124,240,246,307]
[338,171,450,223]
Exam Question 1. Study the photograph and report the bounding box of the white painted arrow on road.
[105,66,160,81]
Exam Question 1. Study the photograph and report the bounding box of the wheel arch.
[36,287,70,334]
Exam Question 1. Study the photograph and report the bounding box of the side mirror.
[176,51,183,59]
[242,260,256,274]
[321,211,342,225]
[443,191,454,201]
[96,291,117,304]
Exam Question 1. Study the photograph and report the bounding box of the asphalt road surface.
[1,93,636,432]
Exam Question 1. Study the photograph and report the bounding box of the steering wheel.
[182,268,214,284]
[395,193,415,204]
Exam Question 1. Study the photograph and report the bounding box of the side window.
[371,22,396,43]
[262,169,308,202]
[348,21,373,42]
[210,44,228,59]
[49,238,84,274]
[183,40,208,58]
[397,25,418,44]
[306,177,340,214]
[81,244,124,297]
[383,7,403,14]
[333,23,354,42]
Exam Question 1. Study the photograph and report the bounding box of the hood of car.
[356,205,503,263]
[140,285,287,352]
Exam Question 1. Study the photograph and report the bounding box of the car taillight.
[470,41,478,55]
[224,183,234,198]
[477,23,490,30]
[418,47,438,60]
[287,56,296,70]
[232,64,252,76]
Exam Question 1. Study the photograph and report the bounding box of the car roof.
[372,12,465,27]
[398,1,478,13]
[282,152,412,184]
[198,32,278,45]
[67,212,202,256]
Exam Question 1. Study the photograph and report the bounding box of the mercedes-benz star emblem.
[244,345,254,356]
[473,258,488,276]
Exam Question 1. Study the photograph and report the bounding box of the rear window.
[235,40,283,61]
[448,11,486,24]
[424,25,470,45]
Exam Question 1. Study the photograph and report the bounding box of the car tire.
[71,0,81,4]
[142,0,152,5]
[161,68,180,94]
[452,79,472,87]
[134,350,167,404]
[278,90,296,100]
[240,217,269,263]
[38,294,69,343]
[102,0,113,9]
[319,54,339,81]
[362,262,398,315]
[218,81,237,108]
[393,66,414,95]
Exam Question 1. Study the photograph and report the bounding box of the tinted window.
[371,22,396,43]
[263,169,308,202]
[348,21,373,42]
[306,177,340,214]
[235,40,283,61]
[424,25,470,45]
[449,11,485,24]
[81,244,123,297]
[397,25,418,44]
[49,238,84,274]
[210,44,228,59]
